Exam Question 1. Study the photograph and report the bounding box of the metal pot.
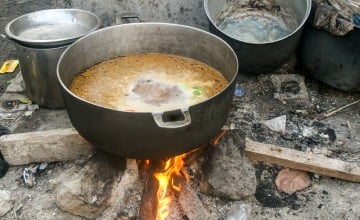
[299,25,360,91]
[14,43,67,108]
[204,0,312,75]
[57,23,238,159]
[5,9,101,48]
[5,9,101,108]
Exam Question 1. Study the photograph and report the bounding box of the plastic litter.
[39,162,48,171]
[262,115,287,133]
[22,164,39,187]
[0,60,19,74]
[18,97,32,104]
[227,201,252,220]
[354,13,360,26]
[234,84,245,97]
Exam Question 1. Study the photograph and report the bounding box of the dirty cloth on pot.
[311,0,360,36]
[215,0,297,43]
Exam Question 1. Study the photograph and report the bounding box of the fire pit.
[1,1,360,220]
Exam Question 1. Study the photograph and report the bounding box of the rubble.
[0,190,13,217]
[226,201,252,220]
[4,72,25,93]
[275,168,311,194]
[262,115,287,133]
[52,151,125,219]
[203,130,257,200]
[22,165,38,187]
[99,159,143,220]
[270,74,309,102]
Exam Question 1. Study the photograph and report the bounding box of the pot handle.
[117,13,141,24]
[152,109,192,129]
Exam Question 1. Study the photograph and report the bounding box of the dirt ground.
[0,1,359,219]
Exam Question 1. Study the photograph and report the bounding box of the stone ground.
[0,0,359,219]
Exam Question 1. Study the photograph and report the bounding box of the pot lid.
[5,9,101,47]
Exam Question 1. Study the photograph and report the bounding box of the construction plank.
[245,138,360,183]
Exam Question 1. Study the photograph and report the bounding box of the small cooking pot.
[57,23,238,159]
[5,9,101,108]
[5,9,101,48]
[204,0,312,74]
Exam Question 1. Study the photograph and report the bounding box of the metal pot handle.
[117,13,141,24]
[152,109,192,129]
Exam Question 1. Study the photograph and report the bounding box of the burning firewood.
[177,179,212,220]
[138,165,157,220]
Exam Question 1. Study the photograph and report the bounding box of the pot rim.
[5,8,101,47]
[204,0,312,45]
[57,22,239,115]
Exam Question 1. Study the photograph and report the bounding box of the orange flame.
[213,130,227,145]
[153,153,189,220]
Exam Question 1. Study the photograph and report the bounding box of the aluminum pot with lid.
[5,9,101,48]
[57,23,238,159]
[5,9,101,108]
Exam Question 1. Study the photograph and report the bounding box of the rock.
[275,168,311,194]
[0,190,13,217]
[270,74,309,101]
[204,130,257,200]
[226,201,252,220]
[18,194,83,220]
[262,115,287,133]
[54,151,125,219]
[5,72,25,93]
[98,159,143,220]
[0,128,95,165]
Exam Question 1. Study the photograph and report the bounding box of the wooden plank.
[245,138,360,183]
[0,128,95,165]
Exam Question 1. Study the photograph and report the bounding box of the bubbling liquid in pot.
[69,53,228,112]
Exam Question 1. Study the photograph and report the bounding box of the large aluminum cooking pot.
[204,0,312,75]
[57,23,238,159]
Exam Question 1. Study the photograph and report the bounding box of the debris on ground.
[226,201,252,220]
[262,115,287,134]
[23,164,38,187]
[275,168,311,194]
[0,60,19,74]
[270,74,309,102]
[311,0,360,36]
[0,190,13,217]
